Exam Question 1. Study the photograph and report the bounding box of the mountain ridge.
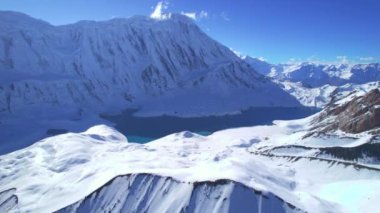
[243,56,380,108]
[244,56,380,87]
[0,11,299,117]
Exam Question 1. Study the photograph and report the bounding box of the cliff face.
[335,89,380,134]
[57,174,297,213]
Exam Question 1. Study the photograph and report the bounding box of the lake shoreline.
[101,107,320,142]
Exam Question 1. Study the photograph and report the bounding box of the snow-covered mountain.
[277,62,380,87]
[1,89,379,213]
[242,56,276,76]
[277,81,380,107]
[243,56,380,107]
[244,56,380,87]
[0,11,299,118]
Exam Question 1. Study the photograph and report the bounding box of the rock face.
[335,89,380,133]
[57,174,297,213]
[312,89,380,134]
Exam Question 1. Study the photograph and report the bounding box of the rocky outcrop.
[311,89,380,134]
[0,188,18,212]
[338,89,380,133]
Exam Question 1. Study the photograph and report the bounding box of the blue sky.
[0,0,379,64]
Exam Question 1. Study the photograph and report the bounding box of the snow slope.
[1,106,379,213]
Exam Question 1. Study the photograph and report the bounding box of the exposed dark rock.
[320,142,380,162]
[0,188,18,212]
[261,136,380,163]
[312,89,380,134]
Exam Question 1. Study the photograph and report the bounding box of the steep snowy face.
[58,174,295,213]
[0,11,299,116]
[243,56,276,76]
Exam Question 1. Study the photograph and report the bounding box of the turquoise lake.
[103,107,319,143]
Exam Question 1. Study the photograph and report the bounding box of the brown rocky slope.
[310,88,380,135]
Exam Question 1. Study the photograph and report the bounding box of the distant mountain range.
[244,56,380,107]
[244,56,380,87]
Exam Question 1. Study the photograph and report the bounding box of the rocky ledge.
[311,89,380,134]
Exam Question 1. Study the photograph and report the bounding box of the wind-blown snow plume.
[150,1,171,20]
[180,11,197,20]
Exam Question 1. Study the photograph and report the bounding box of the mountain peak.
[0,10,51,29]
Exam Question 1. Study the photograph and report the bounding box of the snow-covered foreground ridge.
[1,104,380,213]
[58,174,295,213]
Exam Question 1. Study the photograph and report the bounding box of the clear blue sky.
[1,0,379,64]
